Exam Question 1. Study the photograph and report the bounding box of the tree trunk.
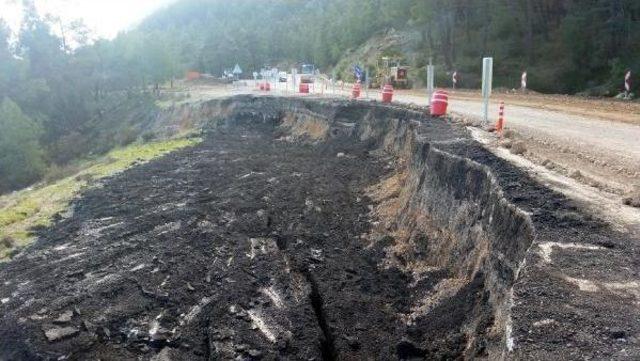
[524,0,535,62]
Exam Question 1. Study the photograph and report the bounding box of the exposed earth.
[1,97,639,360]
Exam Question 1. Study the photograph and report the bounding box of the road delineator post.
[495,101,505,137]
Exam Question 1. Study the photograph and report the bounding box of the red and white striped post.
[625,70,632,94]
[495,101,505,137]
[521,71,527,91]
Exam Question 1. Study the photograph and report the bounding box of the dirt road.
[384,90,640,191]
[449,97,640,163]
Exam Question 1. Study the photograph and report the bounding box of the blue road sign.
[354,65,363,81]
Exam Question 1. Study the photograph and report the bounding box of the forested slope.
[142,0,639,93]
[1,0,639,192]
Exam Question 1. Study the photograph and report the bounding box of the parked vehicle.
[300,64,315,84]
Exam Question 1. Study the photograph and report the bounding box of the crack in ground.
[274,233,337,359]
[303,269,337,361]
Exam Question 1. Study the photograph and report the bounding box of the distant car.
[278,72,288,82]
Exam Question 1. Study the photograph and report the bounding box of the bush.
[1,237,15,249]
[141,131,156,142]
[118,126,139,146]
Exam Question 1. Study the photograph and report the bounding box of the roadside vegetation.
[0,4,178,194]
[0,137,200,260]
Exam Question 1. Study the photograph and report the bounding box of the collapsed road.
[1,96,638,360]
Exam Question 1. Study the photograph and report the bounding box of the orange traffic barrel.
[381,84,394,103]
[185,71,201,81]
[430,90,449,116]
[352,81,361,99]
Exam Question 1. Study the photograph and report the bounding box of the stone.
[44,326,80,342]
[500,139,513,149]
[83,320,97,334]
[54,310,74,323]
[622,192,640,208]
[344,335,360,349]
[510,141,526,155]
[502,129,516,139]
[309,249,324,262]
[569,170,582,179]
[610,328,627,340]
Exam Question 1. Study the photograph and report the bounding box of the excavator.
[372,57,410,89]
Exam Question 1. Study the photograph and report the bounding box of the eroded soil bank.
[1,96,638,360]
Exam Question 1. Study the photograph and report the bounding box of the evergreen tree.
[0,98,45,192]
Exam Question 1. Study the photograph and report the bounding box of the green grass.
[0,137,200,259]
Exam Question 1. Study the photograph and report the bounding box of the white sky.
[0,0,177,39]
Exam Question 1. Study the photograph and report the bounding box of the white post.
[481,57,493,127]
[427,58,435,102]
[365,68,369,98]
[292,68,297,93]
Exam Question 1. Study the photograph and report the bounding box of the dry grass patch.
[0,137,200,259]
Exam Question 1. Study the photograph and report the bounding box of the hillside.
[141,0,640,94]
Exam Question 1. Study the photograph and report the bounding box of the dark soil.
[437,139,640,360]
[1,97,638,360]
[0,120,468,360]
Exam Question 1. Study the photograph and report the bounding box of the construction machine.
[372,57,410,89]
[299,64,316,84]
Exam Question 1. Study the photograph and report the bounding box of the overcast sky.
[1,0,177,39]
